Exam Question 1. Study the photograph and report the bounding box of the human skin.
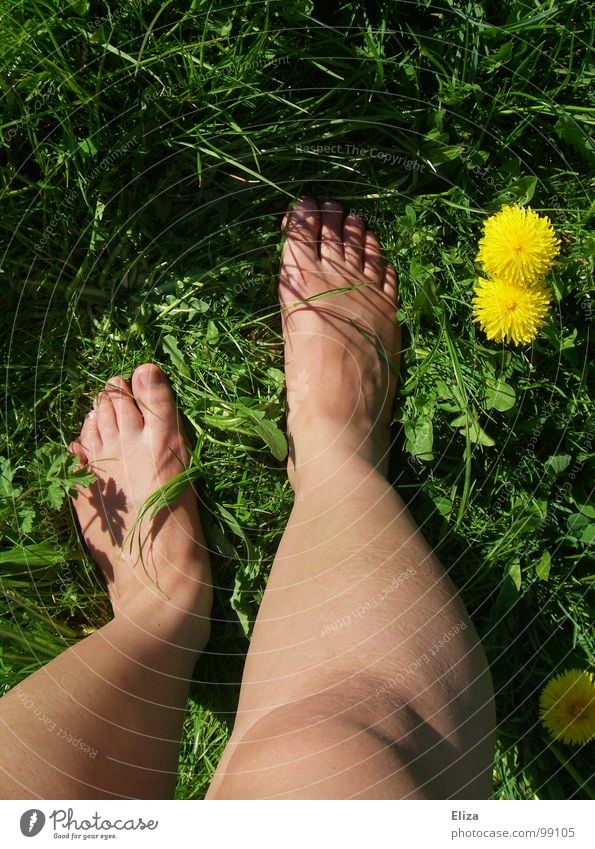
[0,200,495,799]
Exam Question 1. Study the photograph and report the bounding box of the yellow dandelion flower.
[472,276,551,345]
[476,205,560,286]
[539,669,595,746]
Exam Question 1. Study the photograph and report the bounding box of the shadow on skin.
[80,475,128,547]
[212,683,489,799]
[74,468,186,595]
[72,474,127,587]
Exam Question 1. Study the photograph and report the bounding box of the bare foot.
[69,363,212,651]
[279,197,400,484]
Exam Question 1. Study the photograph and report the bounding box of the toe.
[69,440,88,467]
[105,376,143,432]
[131,364,181,435]
[79,407,102,453]
[343,214,366,271]
[320,201,345,262]
[283,197,321,253]
[363,230,385,284]
[95,391,119,442]
[383,264,398,301]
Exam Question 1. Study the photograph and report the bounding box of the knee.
[208,690,431,799]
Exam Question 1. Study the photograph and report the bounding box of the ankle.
[115,584,212,654]
[289,417,390,491]
[106,614,207,678]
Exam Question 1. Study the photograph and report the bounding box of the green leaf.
[0,456,18,497]
[575,502,595,519]
[554,115,594,165]
[409,257,432,285]
[412,275,439,316]
[266,367,285,389]
[485,377,516,412]
[509,175,537,205]
[404,418,434,461]
[405,204,416,225]
[230,576,252,636]
[45,481,65,510]
[433,495,453,519]
[78,138,98,157]
[206,320,219,345]
[468,420,495,447]
[69,466,97,490]
[567,513,595,544]
[567,512,588,533]
[544,454,572,475]
[508,561,522,592]
[67,0,90,15]
[162,334,191,378]
[535,551,551,581]
[248,414,287,461]
[483,40,513,70]
[450,412,495,447]
[18,506,35,534]
[229,550,261,638]
[0,543,78,574]
[510,497,548,535]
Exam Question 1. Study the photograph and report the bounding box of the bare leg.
[0,364,212,799]
[208,199,495,799]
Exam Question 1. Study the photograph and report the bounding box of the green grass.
[1,0,593,799]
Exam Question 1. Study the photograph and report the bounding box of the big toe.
[131,364,181,436]
[283,196,321,252]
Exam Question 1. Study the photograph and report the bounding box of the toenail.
[139,367,165,386]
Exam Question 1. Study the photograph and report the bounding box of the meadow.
[0,0,593,799]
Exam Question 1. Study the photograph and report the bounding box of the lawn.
[0,0,593,799]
